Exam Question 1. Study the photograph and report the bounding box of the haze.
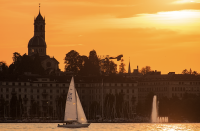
[1,0,200,74]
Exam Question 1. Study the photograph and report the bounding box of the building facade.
[0,76,138,120]
[138,72,200,103]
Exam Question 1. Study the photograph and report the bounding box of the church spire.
[39,3,40,14]
[128,58,131,74]
[34,4,45,40]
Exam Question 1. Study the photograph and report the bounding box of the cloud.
[48,44,83,47]
[77,28,200,51]
[2,0,200,19]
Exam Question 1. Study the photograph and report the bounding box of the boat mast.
[74,77,78,122]
[102,79,103,121]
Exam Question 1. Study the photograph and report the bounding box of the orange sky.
[0,0,200,74]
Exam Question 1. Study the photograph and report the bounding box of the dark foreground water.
[0,123,200,131]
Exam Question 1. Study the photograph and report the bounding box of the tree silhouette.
[89,101,100,120]
[119,59,126,74]
[88,50,100,76]
[78,55,89,76]
[16,54,34,74]
[64,50,84,74]
[140,66,151,75]
[144,92,154,116]
[12,52,22,64]
[0,97,6,117]
[182,68,198,75]
[101,58,117,75]
[0,61,8,76]
[10,92,20,118]
[33,53,44,75]
[182,69,189,74]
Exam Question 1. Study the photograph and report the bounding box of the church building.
[28,7,60,74]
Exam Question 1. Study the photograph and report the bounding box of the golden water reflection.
[0,123,200,131]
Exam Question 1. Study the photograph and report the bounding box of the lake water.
[0,123,200,131]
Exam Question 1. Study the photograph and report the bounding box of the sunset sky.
[0,0,200,74]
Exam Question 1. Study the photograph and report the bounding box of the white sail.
[76,91,87,123]
[64,77,77,122]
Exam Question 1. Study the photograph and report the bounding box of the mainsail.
[64,77,77,122]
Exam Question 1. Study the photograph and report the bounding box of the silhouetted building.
[0,76,138,120]
[138,73,200,103]
[28,8,59,74]
[125,65,143,80]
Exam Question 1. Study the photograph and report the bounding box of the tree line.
[0,50,127,77]
[64,50,126,76]
[1,50,198,77]
[0,52,44,76]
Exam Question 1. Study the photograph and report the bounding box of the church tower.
[27,5,60,74]
[28,4,47,56]
[34,6,45,40]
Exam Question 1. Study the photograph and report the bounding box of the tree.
[0,61,8,76]
[158,96,170,117]
[32,53,44,75]
[88,50,100,76]
[0,97,6,117]
[82,50,100,76]
[131,96,136,106]
[16,54,34,74]
[64,50,82,74]
[182,69,189,74]
[8,52,22,74]
[140,66,151,75]
[109,60,117,74]
[115,92,124,118]
[101,58,117,75]
[119,59,126,74]
[192,71,198,75]
[10,92,20,118]
[10,53,45,75]
[12,52,21,64]
[89,101,100,120]
[182,68,198,75]
[0,61,8,71]
[30,100,40,117]
[78,55,89,75]
[144,92,155,116]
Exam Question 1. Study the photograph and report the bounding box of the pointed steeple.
[128,58,131,74]
[39,3,40,13]
[35,3,44,21]
[34,3,45,40]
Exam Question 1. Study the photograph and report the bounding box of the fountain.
[151,95,168,123]
[151,95,158,123]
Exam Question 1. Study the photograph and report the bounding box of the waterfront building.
[0,75,138,120]
[138,72,200,103]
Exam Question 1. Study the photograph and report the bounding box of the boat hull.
[57,123,90,128]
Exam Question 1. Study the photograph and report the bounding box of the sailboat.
[58,77,90,128]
